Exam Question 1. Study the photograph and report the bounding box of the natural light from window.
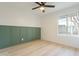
[58,14,79,35]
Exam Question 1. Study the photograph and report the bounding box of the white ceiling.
[32,2,79,15]
[0,2,79,15]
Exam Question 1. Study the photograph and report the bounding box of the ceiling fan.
[32,2,55,13]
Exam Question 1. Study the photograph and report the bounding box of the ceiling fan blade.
[32,6,40,10]
[41,2,47,5]
[41,2,45,5]
[35,2,41,5]
[44,5,55,8]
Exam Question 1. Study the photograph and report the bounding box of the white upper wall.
[0,2,41,27]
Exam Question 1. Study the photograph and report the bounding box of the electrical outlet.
[21,38,24,41]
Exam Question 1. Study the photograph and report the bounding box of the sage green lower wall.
[0,25,41,49]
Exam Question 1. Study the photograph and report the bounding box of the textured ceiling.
[32,2,79,15]
[0,2,78,15]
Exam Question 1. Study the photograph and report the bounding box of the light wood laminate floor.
[0,40,79,56]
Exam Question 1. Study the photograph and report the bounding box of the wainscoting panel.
[0,25,41,49]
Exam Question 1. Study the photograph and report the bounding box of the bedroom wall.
[0,3,41,49]
[0,3,40,27]
[40,4,79,48]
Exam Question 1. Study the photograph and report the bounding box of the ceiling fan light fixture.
[32,2,55,13]
[39,6,45,11]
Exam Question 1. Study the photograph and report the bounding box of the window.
[58,14,79,35]
[58,17,67,34]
